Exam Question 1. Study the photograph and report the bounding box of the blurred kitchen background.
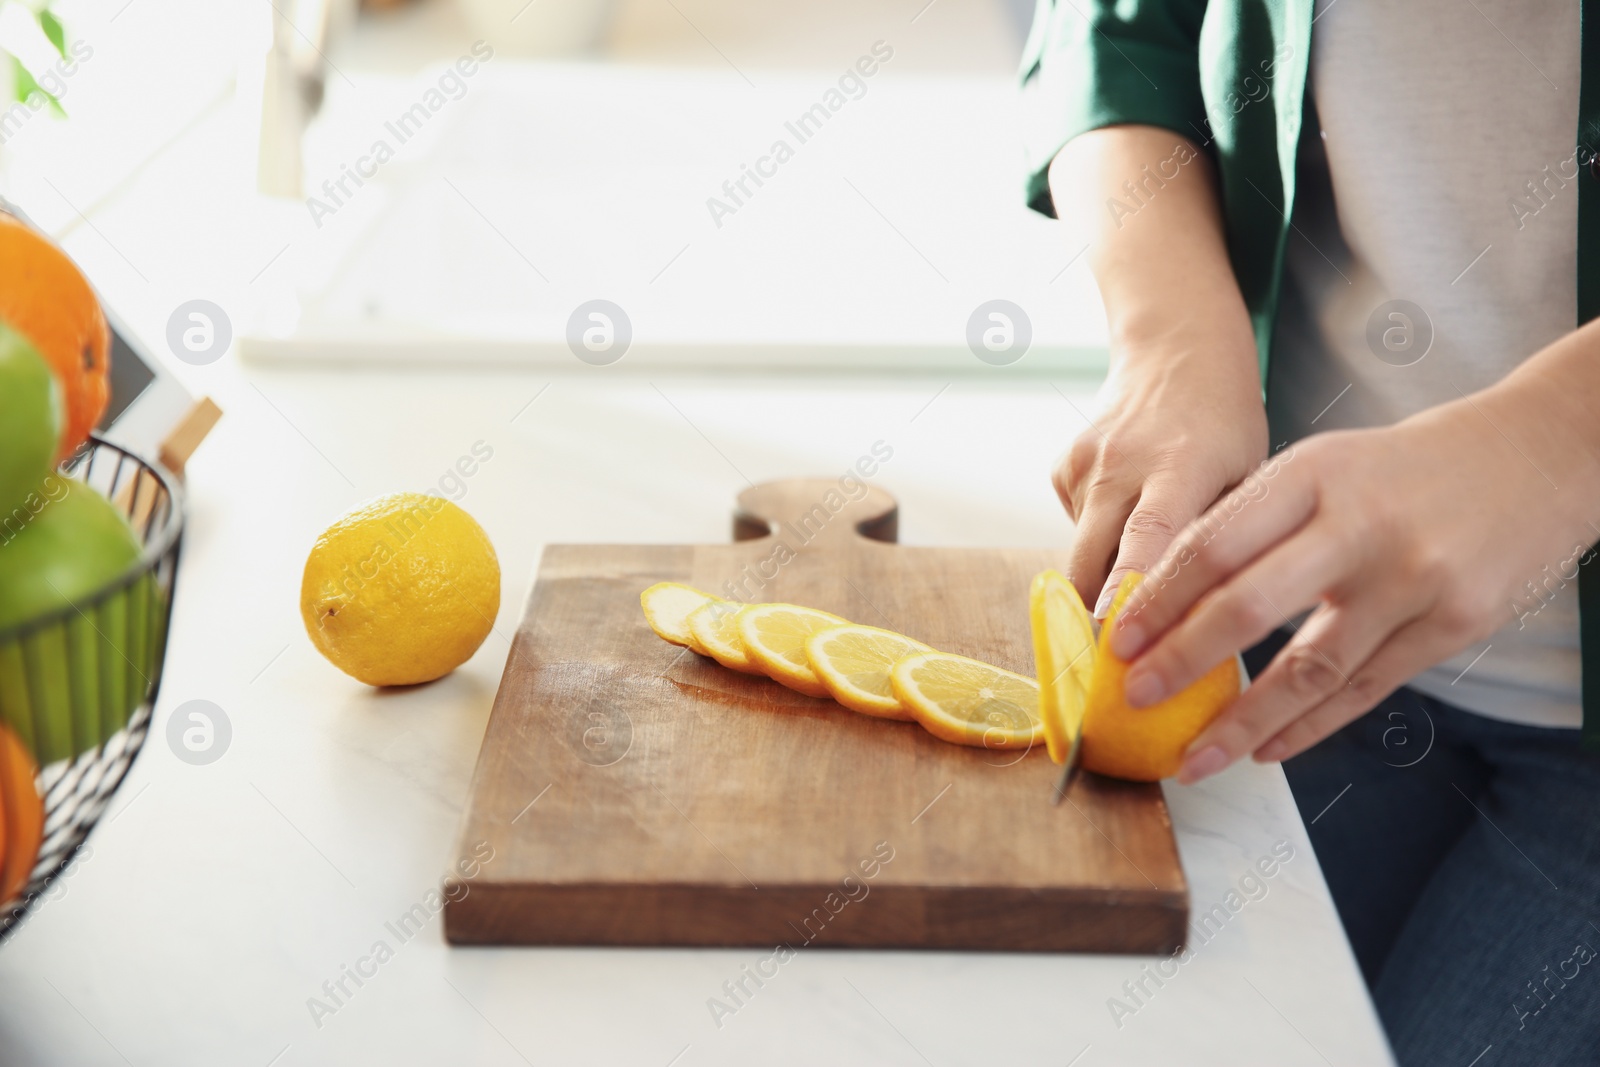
[0,0,1105,373]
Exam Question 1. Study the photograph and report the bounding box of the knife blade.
[1047,637,1094,806]
[1050,725,1083,805]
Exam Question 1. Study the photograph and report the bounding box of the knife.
[1050,724,1083,805]
[1048,642,1093,806]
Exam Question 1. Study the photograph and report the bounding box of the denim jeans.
[1244,632,1600,1067]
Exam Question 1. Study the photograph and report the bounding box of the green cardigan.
[1019,0,1600,748]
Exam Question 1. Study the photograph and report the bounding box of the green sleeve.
[1019,0,1212,217]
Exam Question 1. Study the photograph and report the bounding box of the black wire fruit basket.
[0,436,183,942]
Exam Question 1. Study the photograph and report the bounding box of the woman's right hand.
[1046,126,1268,614]
[1055,334,1268,616]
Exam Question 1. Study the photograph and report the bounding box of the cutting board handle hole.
[732,478,899,547]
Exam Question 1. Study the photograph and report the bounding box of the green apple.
[0,322,62,514]
[0,480,140,629]
[0,481,145,763]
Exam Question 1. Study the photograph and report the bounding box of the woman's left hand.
[1106,378,1600,784]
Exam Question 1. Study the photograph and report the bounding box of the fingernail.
[1093,584,1116,619]
[1179,745,1229,784]
[1124,667,1165,708]
[1256,741,1286,763]
[1110,619,1145,659]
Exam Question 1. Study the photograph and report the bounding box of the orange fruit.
[1080,573,1241,781]
[0,212,110,461]
[0,723,44,907]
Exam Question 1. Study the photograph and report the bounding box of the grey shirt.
[1267,1,1582,728]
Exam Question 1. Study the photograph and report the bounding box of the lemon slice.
[1029,569,1097,764]
[641,582,719,650]
[805,624,933,719]
[737,603,849,697]
[890,651,1044,749]
[686,600,765,673]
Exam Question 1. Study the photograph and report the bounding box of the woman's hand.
[1056,341,1267,615]
[1109,371,1600,784]
[1046,126,1268,614]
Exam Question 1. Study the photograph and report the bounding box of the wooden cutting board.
[444,479,1187,953]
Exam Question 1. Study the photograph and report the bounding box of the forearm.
[1114,310,1600,774]
[1458,319,1600,535]
[1047,128,1272,611]
[1047,125,1258,385]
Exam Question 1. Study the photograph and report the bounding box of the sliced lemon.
[890,651,1044,749]
[805,624,934,719]
[1029,569,1097,764]
[686,600,765,673]
[641,582,719,650]
[737,603,849,697]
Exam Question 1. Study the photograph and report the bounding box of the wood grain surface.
[444,479,1188,952]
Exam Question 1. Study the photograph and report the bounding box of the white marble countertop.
[0,1,1392,1063]
[0,366,1393,1067]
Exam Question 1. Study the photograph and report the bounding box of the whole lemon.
[300,493,500,686]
